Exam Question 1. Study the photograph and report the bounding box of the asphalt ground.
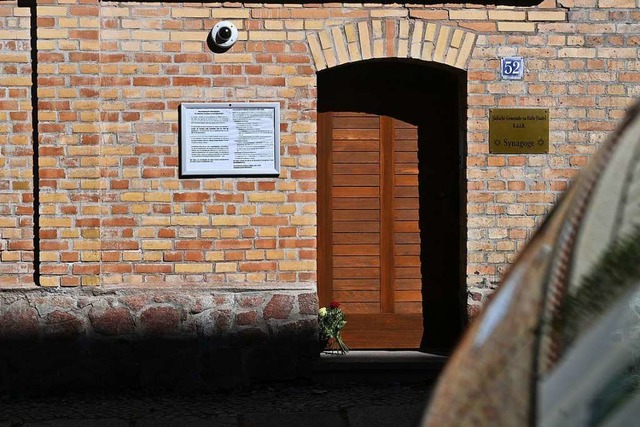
[0,381,432,427]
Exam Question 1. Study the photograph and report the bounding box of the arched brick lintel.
[306,20,477,72]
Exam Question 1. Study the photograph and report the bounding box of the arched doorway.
[317,59,467,353]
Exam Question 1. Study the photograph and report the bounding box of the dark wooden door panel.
[333,278,380,290]
[332,187,379,198]
[332,116,380,129]
[396,278,423,290]
[333,244,379,255]
[333,210,380,221]
[333,175,380,187]
[318,112,423,349]
[334,290,380,302]
[333,221,380,233]
[333,164,379,175]
[333,141,379,152]
[341,314,423,349]
[332,233,379,244]
[332,198,380,210]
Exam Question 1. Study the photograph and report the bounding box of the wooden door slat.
[395,165,419,175]
[340,302,381,314]
[333,152,379,164]
[332,116,380,129]
[334,290,380,303]
[394,187,419,198]
[332,233,379,244]
[333,129,379,140]
[396,267,422,279]
[333,210,380,221]
[395,245,421,256]
[333,175,380,187]
[333,279,380,290]
[394,210,419,221]
[394,141,419,152]
[333,140,380,152]
[394,221,420,233]
[395,256,421,267]
[395,152,419,163]
[394,128,418,139]
[334,164,380,174]
[340,332,422,349]
[395,302,423,314]
[332,198,380,210]
[333,187,379,198]
[333,267,380,279]
[345,313,422,329]
[333,256,381,268]
[333,244,380,255]
[333,221,380,233]
[395,198,419,209]
[395,290,423,302]
[395,175,419,186]
[395,278,423,290]
[395,233,420,244]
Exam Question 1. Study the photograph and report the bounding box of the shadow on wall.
[0,289,318,397]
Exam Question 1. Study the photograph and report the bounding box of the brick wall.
[464,0,640,313]
[0,3,33,286]
[1,0,640,319]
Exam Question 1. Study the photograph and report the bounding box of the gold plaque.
[489,109,549,154]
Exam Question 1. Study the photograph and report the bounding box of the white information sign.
[180,103,280,176]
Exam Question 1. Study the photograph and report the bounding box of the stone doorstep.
[312,350,448,380]
[311,351,447,386]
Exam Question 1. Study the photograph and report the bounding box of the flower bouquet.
[318,301,349,354]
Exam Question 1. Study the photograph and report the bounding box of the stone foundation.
[0,287,318,395]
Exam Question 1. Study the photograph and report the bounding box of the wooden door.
[318,111,423,349]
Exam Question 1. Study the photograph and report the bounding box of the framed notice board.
[180,103,280,176]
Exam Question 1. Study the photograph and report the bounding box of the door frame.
[316,59,468,352]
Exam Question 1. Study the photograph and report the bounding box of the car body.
[421,101,640,426]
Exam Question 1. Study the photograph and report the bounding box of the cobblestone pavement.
[0,381,432,427]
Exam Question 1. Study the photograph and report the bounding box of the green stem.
[336,333,349,354]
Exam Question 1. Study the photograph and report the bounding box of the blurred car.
[421,101,640,426]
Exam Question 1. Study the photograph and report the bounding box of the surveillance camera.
[210,21,238,50]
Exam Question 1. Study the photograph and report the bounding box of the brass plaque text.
[489,109,549,154]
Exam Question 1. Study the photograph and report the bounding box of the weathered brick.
[449,10,488,20]
[497,22,536,32]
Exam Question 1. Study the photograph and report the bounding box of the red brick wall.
[1,0,639,319]
[0,3,33,286]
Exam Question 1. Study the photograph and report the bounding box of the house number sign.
[501,57,524,80]
[180,103,280,176]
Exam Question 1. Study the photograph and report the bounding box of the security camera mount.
[209,21,238,53]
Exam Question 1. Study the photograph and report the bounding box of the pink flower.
[329,301,340,309]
